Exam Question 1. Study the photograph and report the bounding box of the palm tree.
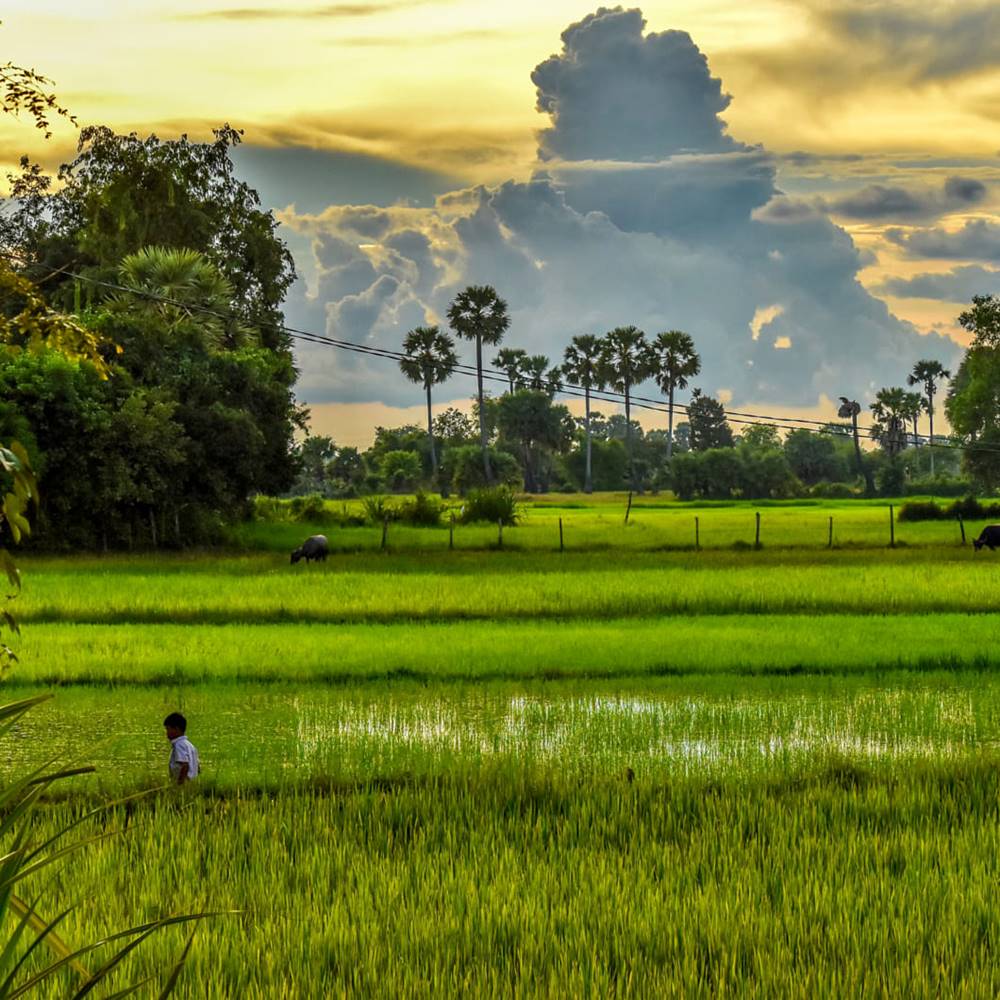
[870,387,912,458]
[838,396,875,495]
[562,334,605,493]
[648,330,701,462]
[447,285,510,484]
[908,359,952,476]
[399,326,458,481]
[116,245,244,348]
[599,326,651,491]
[522,354,554,392]
[900,390,924,450]
[493,348,528,393]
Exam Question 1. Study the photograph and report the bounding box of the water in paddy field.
[3,678,994,788]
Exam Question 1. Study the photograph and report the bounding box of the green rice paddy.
[9,498,1000,996]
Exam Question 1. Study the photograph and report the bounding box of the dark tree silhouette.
[648,330,701,462]
[399,325,458,480]
[907,359,951,477]
[447,286,510,485]
[599,326,650,491]
[562,334,605,493]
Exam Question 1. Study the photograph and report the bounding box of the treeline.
[0,127,301,548]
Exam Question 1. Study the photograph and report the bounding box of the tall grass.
[27,761,1000,997]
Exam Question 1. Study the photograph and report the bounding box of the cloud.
[886,219,1000,261]
[276,7,963,411]
[874,265,1000,302]
[734,0,1000,101]
[531,7,741,162]
[177,1,438,20]
[822,176,987,221]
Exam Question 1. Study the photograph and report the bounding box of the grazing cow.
[973,525,1000,551]
[291,534,329,564]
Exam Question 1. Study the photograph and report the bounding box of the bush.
[897,500,944,522]
[442,445,521,495]
[288,494,330,523]
[398,491,444,527]
[904,476,974,497]
[362,495,398,524]
[379,450,423,493]
[877,460,906,498]
[810,481,857,499]
[252,495,289,522]
[460,485,521,525]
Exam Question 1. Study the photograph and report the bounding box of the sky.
[4,0,1000,445]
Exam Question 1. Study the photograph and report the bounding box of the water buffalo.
[291,534,329,564]
[973,525,1000,551]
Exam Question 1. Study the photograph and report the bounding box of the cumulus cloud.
[874,265,1000,302]
[886,219,1000,261]
[279,6,962,410]
[531,7,741,161]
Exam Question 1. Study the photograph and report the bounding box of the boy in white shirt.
[164,712,200,784]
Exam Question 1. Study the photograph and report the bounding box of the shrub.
[398,491,444,527]
[362,495,398,524]
[252,495,289,522]
[897,500,944,522]
[460,485,521,525]
[905,476,974,498]
[288,493,330,523]
[442,445,521,495]
[379,450,423,493]
[810,481,856,499]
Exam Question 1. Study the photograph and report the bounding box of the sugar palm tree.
[870,387,912,458]
[900,390,924,450]
[399,326,458,481]
[522,354,555,392]
[908,359,952,476]
[447,285,510,484]
[648,330,701,462]
[116,245,246,348]
[838,396,875,495]
[492,348,528,393]
[562,334,605,493]
[599,326,651,491]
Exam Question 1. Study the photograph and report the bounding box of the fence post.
[625,491,633,525]
[498,519,503,549]
[559,517,564,553]
[695,516,700,551]
[449,512,455,550]
[754,511,761,550]
[381,516,389,552]
[959,516,966,546]
[889,505,895,548]
[828,516,834,549]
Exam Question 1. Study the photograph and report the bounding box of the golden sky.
[4,1,1000,444]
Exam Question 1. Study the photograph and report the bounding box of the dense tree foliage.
[0,128,303,547]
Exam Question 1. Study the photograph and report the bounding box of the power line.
[1,250,980,456]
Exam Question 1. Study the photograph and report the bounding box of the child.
[164,712,200,784]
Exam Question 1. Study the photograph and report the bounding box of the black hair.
[163,712,187,732]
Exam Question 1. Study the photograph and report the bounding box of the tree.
[447,285,510,485]
[380,450,422,493]
[870,387,913,458]
[783,429,848,486]
[687,389,734,451]
[740,423,781,451]
[648,330,700,462]
[562,334,605,494]
[492,348,528,393]
[433,407,475,447]
[599,326,650,490]
[958,294,1000,349]
[1,41,76,138]
[908,359,951,476]
[522,354,559,394]
[399,325,458,481]
[837,397,875,495]
[497,390,574,493]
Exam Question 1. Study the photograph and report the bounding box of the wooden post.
[381,516,389,551]
[889,505,895,548]
[828,516,834,549]
[449,512,455,550]
[754,511,761,550]
[695,516,700,551]
[959,516,966,546]
[559,517,564,553]
[498,519,503,549]
[625,491,633,525]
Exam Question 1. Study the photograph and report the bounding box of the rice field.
[9,499,1000,996]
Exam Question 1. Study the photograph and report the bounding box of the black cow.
[973,525,1000,552]
[291,534,329,564]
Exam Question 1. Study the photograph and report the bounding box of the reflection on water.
[2,683,989,785]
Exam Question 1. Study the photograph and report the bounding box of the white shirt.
[168,735,200,780]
